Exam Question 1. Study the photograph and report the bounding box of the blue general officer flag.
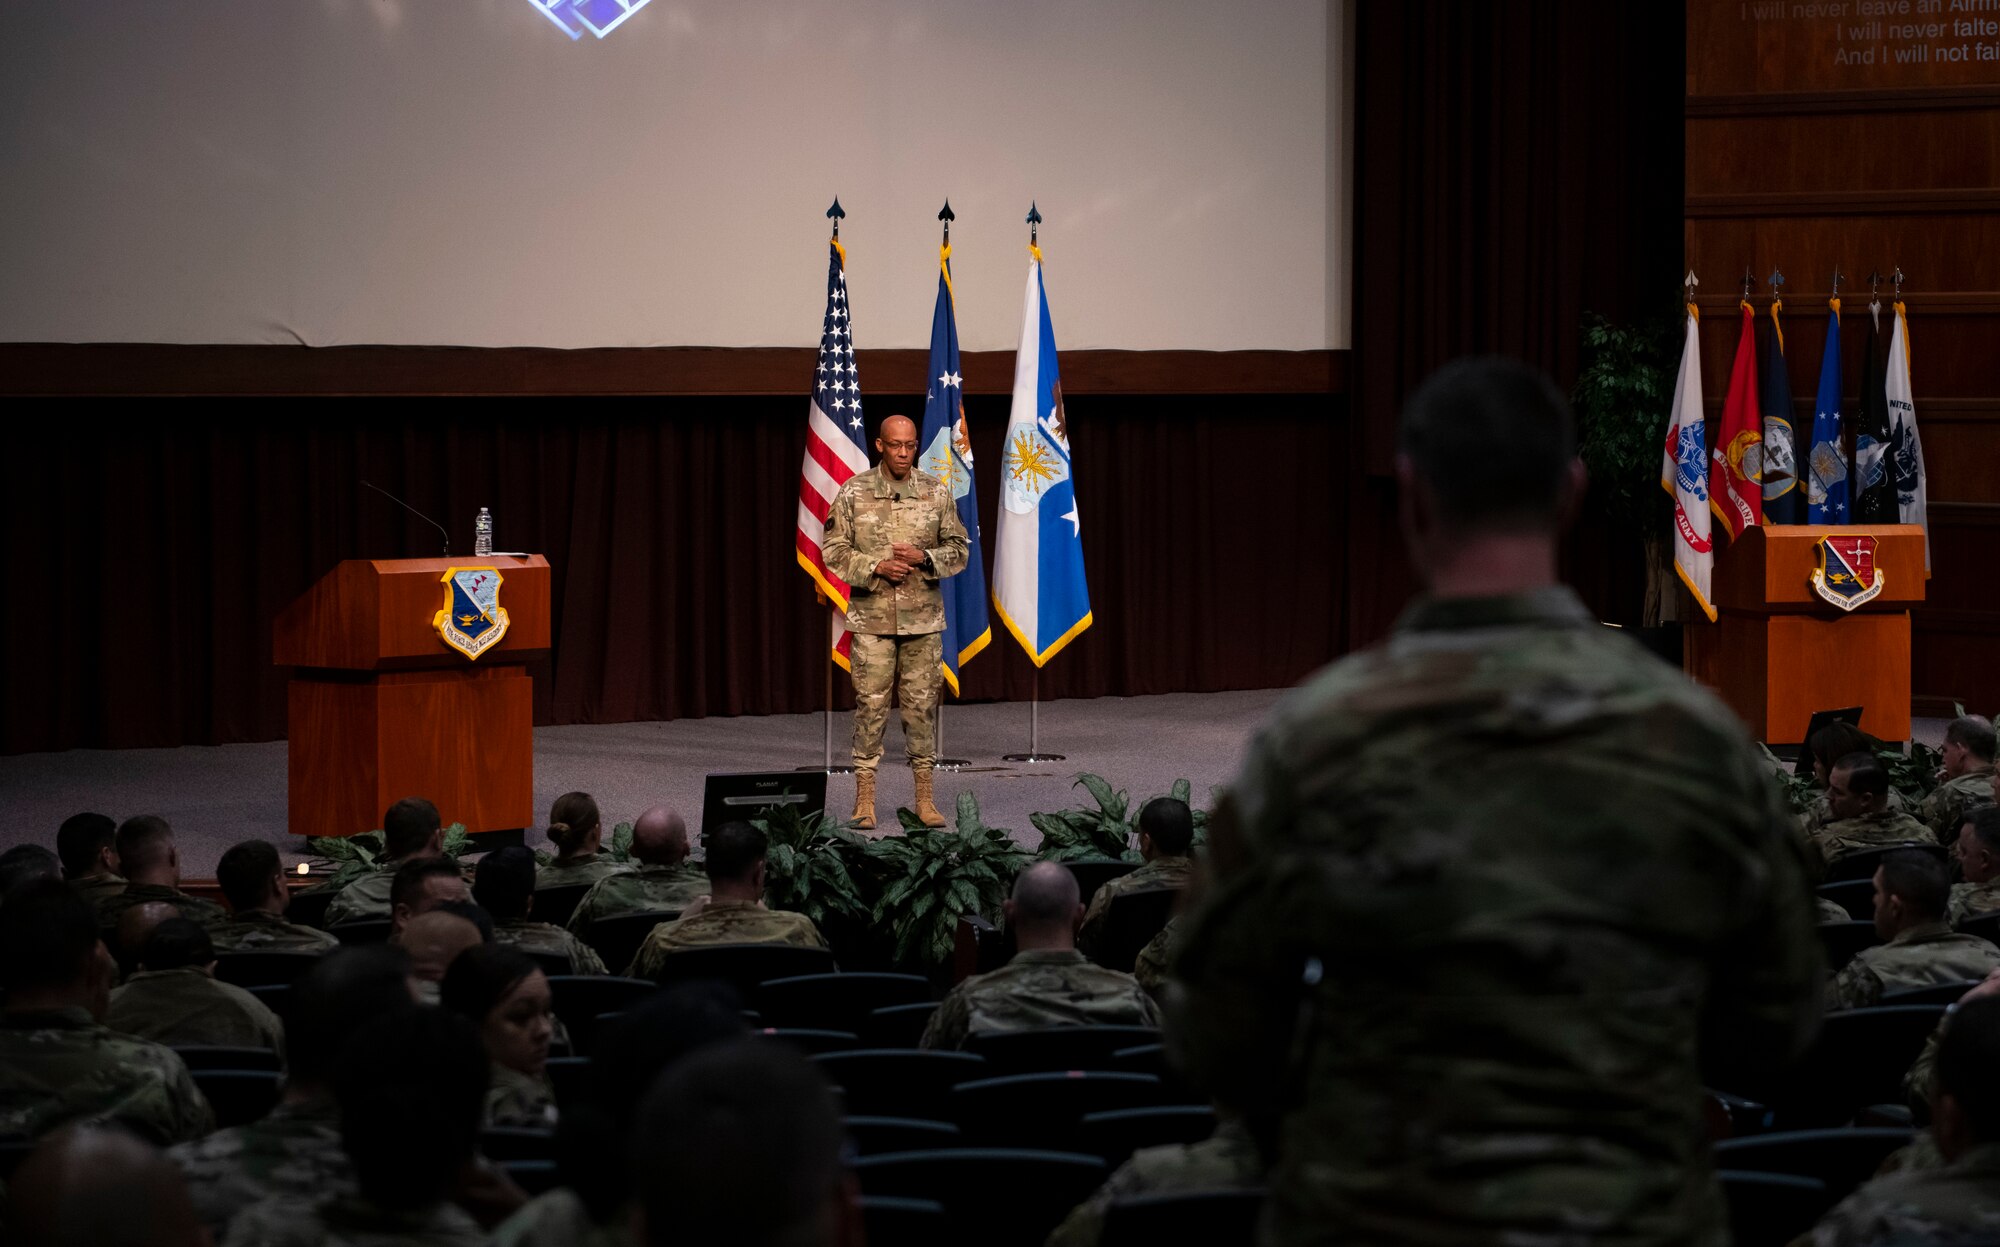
[1807,297,1849,523]
[992,242,1091,664]
[917,241,990,695]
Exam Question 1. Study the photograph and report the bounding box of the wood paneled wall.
[1686,0,2000,718]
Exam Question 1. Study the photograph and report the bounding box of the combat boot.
[912,766,948,828]
[852,770,877,831]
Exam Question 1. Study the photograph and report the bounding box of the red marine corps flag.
[1709,297,1764,541]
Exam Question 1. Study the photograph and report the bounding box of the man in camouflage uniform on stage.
[1922,716,1996,844]
[1170,360,1822,1247]
[567,805,708,934]
[820,413,970,830]
[1808,753,1937,878]
[1827,850,2000,1010]
[922,863,1161,1049]
[1047,1116,1264,1247]
[210,839,340,955]
[623,823,826,979]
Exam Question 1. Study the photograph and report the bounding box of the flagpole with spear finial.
[802,197,858,775]
[932,197,972,772]
[1003,201,1065,764]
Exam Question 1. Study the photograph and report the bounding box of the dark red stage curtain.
[2,397,1346,754]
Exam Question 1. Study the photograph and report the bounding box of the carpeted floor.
[0,689,1288,876]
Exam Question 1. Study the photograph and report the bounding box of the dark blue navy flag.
[917,242,990,694]
[1807,298,1848,523]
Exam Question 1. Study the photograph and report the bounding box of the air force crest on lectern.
[434,567,511,659]
[1811,535,1885,612]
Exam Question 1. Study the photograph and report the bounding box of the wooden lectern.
[1688,525,1925,745]
[273,556,550,839]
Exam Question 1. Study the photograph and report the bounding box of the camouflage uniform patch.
[1170,587,1822,1247]
[535,855,631,891]
[96,883,229,934]
[1808,1142,2000,1246]
[0,1006,214,1145]
[169,1097,353,1238]
[1825,923,2000,1011]
[485,1061,557,1131]
[1920,767,1995,843]
[495,919,607,975]
[224,1193,488,1247]
[1806,810,1937,879]
[209,910,341,956]
[106,966,288,1052]
[566,863,709,934]
[1949,878,2000,928]
[1047,1117,1264,1247]
[622,900,827,980]
[920,949,1162,1050]
[1078,856,1191,958]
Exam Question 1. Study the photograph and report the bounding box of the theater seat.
[1100,1188,1266,1247]
[544,976,655,1054]
[852,1149,1107,1247]
[756,1028,860,1055]
[951,1072,1174,1147]
[528,883,593,930]
[966,1025,1163,1075]
[171,1045,281,1072]
[522,950,572,978]
[1719,1170,1834,1247]
[814,1049,988,1119]
[1091,889,1178,973]
[842,1116,962,1155]
[1824,842,1947,885]
[1713,1128,1914,1204]
[1959,912,2000,944]
[1817,921,1882,974]
[328,919,392,946]
[650,944,835,993]
[756,972,932,1033]
[245,984,290,1015]
[1064,859,1139,906]
[856,1195,949,1247]
[1755,1005,1946,1129]
[499,1158,561,1195]
[1816,879,1875,921]
[1879,980,1985,1007]
[545,1056,591,1109]
[192,1069,282,1128]
[862,1002,939,1048]
[213,951,324,989]
[1076,1105,1217,1169]
[479,1127,557,1161]
[579,910,678,977]
[284,889,337,931]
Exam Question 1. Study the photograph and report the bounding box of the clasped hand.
[874,542,928,584]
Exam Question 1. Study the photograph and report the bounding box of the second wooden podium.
[273,556,550,840]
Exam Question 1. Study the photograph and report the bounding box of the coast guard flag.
[795,237,871,669]
[992,244,1092,662]
[1807,298,1849,523]
[1852,302,1897,524]
[1760,295,1801,523]
[1661,302,1716,621]
[1887,300,1930,571]
[917,242,990,694]
[1709,300,1763,541]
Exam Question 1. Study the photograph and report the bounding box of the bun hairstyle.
[547,791,601,856]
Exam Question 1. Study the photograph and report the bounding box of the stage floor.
[0,689,1288,875]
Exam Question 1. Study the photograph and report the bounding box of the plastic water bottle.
[474,507,493,557]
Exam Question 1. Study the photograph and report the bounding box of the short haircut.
[1396,357,1576,532]
[335,1005,487,1209]
[114,815,175,875]
[216,840,282,912]
[0,878,101,991]
[1946,716,1998,764]
[439,943,539,1024]
[56,812,117,878]
[0,845,63,894]
[548,791,600,855]
[382,797,441,859]
[1939,996,2000,1144]
[288,946,416,1087]
[1810,721,1879,772]
[433,899,495,944]
[390,855,465,914]
[1967,807,2000,856]
[1878,848,1950,920]
[1833,751,1890,799]
[704,822,767,884]
[1011,861,1081,929]
[1138,798,1195,856]
[140,917,215,972]
[471,845,537,923]
[636,1040,845,1247]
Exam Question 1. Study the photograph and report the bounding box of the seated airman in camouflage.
[0,879,212,1145]
[474,845,607,976]
[1829,850,2000,1011]
[12,1124,211,1247]
[95,814,228,935]
[1951,809,2000,928]
[58,811,127,919]
[397,906,490,1005]
[322,796,445,928]
[225,1005,490,1247]
[0,843,62,892]
[1047,1114,1264,1247]
[210,839,339,956]
[1810,995,2000,1246]
[1923,716,1997,844]
[107,917,287,1052]
[1799,722,1904,834]
[624,822,827,980]
[535,790,632,891]
[1807,753,1937,879]
[1078,797,1195,961]
[566,805,707,936]
[441,944,557,1131]
[170,946,416,1239]
[388,854,473,938]
[922,861,1162,1050]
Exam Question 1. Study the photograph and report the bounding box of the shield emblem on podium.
[434,567,511,659]
[1810,535,1885,612]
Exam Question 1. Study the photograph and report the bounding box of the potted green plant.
[1573,309,1679,641]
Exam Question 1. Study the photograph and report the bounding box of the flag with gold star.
[917,240,990,695]
[992,242,1091,665]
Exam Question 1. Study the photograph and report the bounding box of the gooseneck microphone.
[360,480,450,556]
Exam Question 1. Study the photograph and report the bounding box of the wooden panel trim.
[1685,189,2000,219]
[1691,294,2000,317]
[1913,608,2000,635]
[1686,85,2000,118]
[0,344,1349,398]
[1928,501,2000,527]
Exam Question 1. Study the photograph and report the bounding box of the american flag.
[795,238,871,668]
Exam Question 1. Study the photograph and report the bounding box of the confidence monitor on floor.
[700,771,829,836]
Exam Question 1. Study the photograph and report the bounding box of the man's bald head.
[879,415,916,441]
[632,806,690,867]
[398,909,485,985]
[1005,861,1083,948]
[114,901,181,971]
[9,1126,208,1247]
